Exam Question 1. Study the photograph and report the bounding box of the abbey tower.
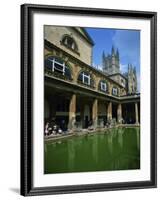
[102,46,120,75]
[102,47,138,94]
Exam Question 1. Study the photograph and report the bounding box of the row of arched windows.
[45,56,119,95]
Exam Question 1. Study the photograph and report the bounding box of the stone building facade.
[44,26,140,131]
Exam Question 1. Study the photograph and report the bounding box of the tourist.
[49,117,56,133]
[44,122,49,136]
[53,124,58,134]
[58,128,63,134]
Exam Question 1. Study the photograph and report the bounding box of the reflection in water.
[107,132,113,154]
[92,135,98,164]
[136,128,140,151]
[44,144,47,153]
[68,139,75,170]
[118,128,124,149]
[45,127,140,174]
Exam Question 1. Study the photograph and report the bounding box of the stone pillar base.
[68,116,76,130]
[92,119,98,129]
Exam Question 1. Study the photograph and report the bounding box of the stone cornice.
[108,73,128,80]
[45,73,140,104]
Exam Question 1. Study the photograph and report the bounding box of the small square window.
[101,82,107,91]
[82,73,90,85]
[112,88,118,96]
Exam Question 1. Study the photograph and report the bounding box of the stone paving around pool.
[44,124,140,142]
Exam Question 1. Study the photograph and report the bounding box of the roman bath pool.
[44,127,140,174]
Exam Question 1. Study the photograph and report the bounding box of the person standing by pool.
[49,117,56,135]
[44,122,49,136]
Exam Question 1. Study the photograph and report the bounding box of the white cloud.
[112,30,140,93]
[112,30,140,65]
[92,62,103,70]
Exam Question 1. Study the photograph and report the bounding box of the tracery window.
[61,35,78,52]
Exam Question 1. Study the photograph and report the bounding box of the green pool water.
[44,127,140,174]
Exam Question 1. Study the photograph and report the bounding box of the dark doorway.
[122,103,135,124]
[85,116,89,128]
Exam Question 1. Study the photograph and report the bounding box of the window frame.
[61,34,79,53]
[82,72,91,85]
[48,57,66,75]
[112,87,118,96]
[45,56,72,80]
[100,81,107,92]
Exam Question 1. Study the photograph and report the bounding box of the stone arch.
[77,69,96,88]
[44,55,73,80]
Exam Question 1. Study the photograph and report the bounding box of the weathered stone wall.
[110,74,127,88]
[44,26,92,65]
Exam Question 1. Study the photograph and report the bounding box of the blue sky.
[85,28,140,91]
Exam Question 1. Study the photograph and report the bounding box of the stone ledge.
[44,124,140,143]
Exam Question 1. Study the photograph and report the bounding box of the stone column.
[107,102,112,121]
[68,94,76,130]
[135,102,139,124]
[117,103,122,124]
[92,98,98,129]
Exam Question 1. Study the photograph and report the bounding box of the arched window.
[112,87,118,96]
[61,35,78,52]
[78,71,94,88]
[98,80,108,93]
[45,56,72,80]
